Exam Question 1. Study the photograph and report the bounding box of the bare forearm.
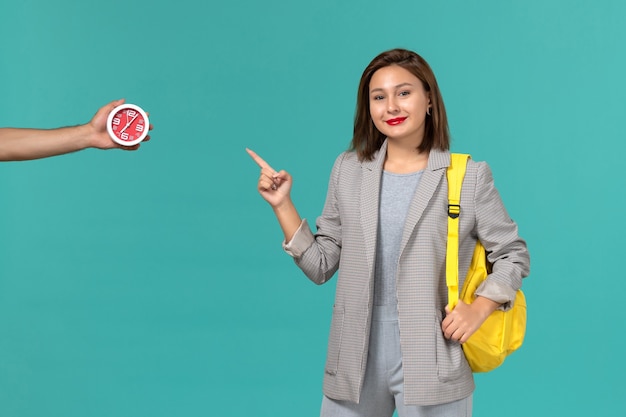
[0,125,92,161]
[471,296,501,319]
[272,199,303,242]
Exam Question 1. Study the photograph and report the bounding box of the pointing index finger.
[246,148,276,173]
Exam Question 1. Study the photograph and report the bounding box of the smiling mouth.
[385,117,407,125]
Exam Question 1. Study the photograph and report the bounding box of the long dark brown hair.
[350,49,450,161]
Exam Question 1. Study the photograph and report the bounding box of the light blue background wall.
[1,0,624,416]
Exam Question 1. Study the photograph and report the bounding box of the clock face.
[106,104,149,146]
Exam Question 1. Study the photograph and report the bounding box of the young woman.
[248,48,529,417]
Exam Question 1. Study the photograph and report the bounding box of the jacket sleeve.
[282,153,345,285]
[472,161,530,309]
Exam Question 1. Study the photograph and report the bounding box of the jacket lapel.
[398,149,450,254]
[360,141,387,275]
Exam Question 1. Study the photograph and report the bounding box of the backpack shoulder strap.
[446,153,471,310]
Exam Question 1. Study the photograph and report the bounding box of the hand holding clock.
[0,99,153,161]
[91,99,152,150]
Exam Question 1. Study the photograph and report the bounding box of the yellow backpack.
[446,153,527,373]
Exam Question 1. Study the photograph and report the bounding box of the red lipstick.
[385,117,407,126]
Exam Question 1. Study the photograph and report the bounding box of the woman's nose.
[387,97,399,113]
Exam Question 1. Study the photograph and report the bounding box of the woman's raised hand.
[246,148,293,208]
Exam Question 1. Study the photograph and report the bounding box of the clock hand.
[120,113,140,134]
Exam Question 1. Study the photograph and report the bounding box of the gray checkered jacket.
[284,141,530,406]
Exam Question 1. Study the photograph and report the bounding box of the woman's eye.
[399,91,410,96]
[372,95,384,101]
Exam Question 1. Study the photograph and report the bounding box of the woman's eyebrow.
[370,82,414,93]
